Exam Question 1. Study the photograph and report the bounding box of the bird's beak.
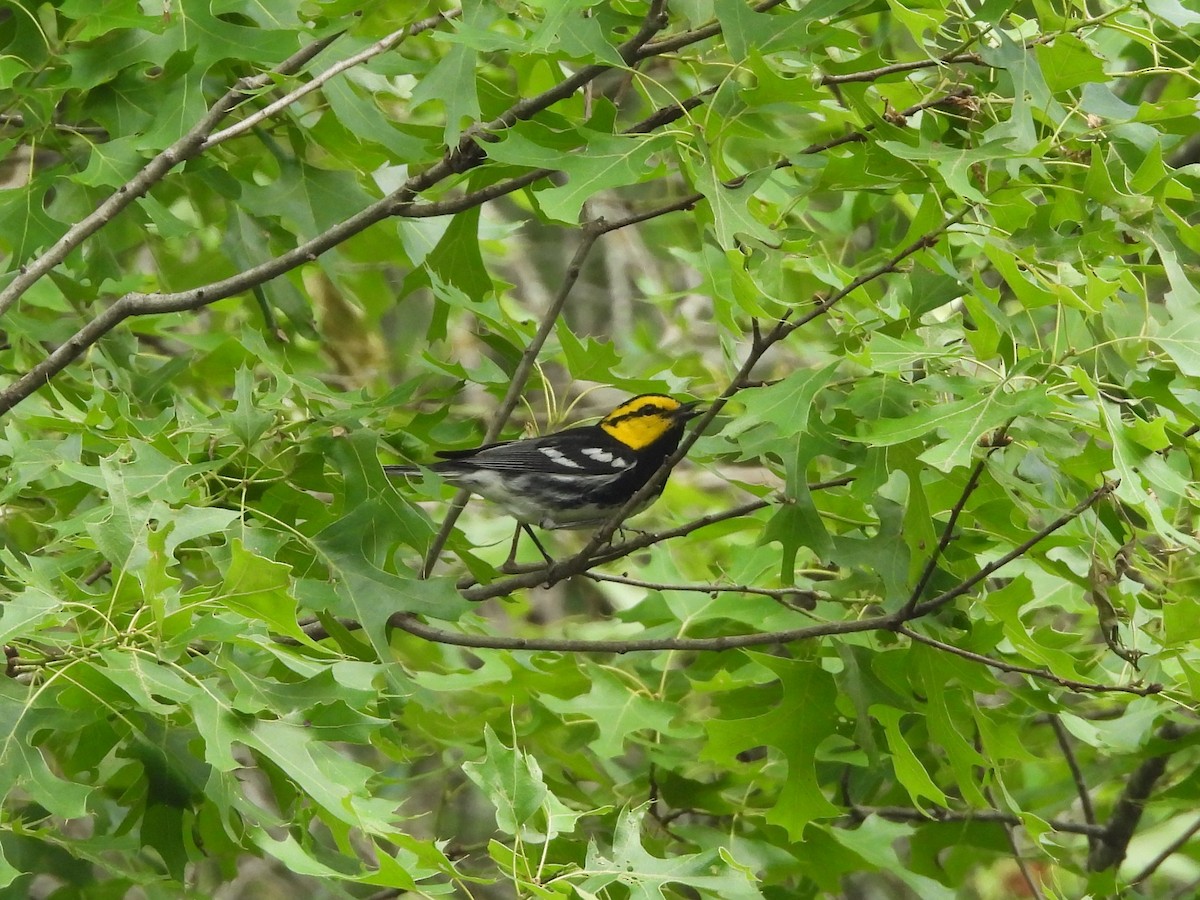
[678,400,705,420]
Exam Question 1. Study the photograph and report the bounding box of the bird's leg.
[500,524,555,574]
[500,523,524,573]
[523,525,555,565]
[524,526,557,589]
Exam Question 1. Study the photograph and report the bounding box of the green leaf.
[831,816,958,900]
[0,586,61,645]
[410,26,483,145]
[1034,35,1107,93]
[486,127,671,223]
[871,705,949,808]
[689,157,779,249]
[540,666,684,758]
[1144,0,1200,25]
[228,367,276,446]
[853,384,1054,471]
[0,692,93,820]
[705,656,840,838]
[218,539,316,645]
[555,324,624,383]
[1150,238,1200,377]
[425,204,492,300]
[314,502,468,649]
[579,807,766,900]
[463,726,584,841]
[725,362,839,439]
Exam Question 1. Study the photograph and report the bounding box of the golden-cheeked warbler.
[385,394,703,563]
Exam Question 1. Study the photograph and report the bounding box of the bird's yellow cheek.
[602,417,675,450]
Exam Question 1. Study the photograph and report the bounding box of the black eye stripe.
[606,405,677,425]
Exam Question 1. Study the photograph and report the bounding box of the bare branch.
[0,114,109,138]
[820,54,984,86]
[900,427,1011,619]
[900,456,990,618]
[455,486,845,591]
[638,0,790,57]
[983,777,1048,900]
[389,608,896,652]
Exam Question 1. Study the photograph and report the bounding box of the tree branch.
[984,777,1048,900]
[0,31,345,319]
[1088,722,1195,871]
[848,804,1106,838]
[583,571,820,608]
[389,608,897,652]
[638,0,790,57]
[1129,814,1200,886]
[896,626,1161,696]
[910,480,1119,618]
[820,54,984,86]
[399,478,1131,695]
[1049,714,1098,856]
[899,454,992,619]
[203,10,462,149]
[449,486,840,591]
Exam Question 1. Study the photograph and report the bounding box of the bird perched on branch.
[385,393,704,567]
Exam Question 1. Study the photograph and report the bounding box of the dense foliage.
[2,0,1199,897]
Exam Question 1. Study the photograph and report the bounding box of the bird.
[385,393,704,567]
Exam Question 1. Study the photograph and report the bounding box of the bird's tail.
[383,464,421,477]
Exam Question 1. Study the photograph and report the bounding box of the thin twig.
[899,456,991,618]
[583,570,820,607]
[638,0,789,56]
[820,54,984,85]
[1049,714,1098,853]
[389,608,901,652]
[0,114,109,138]
[896,627,1161,696]
[850,805,1105,838]
[910,480,1119,617]
[985,778,1048,900]
[203,10,461,149]
[449,481,847,590]
[1129,815,1200,886]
